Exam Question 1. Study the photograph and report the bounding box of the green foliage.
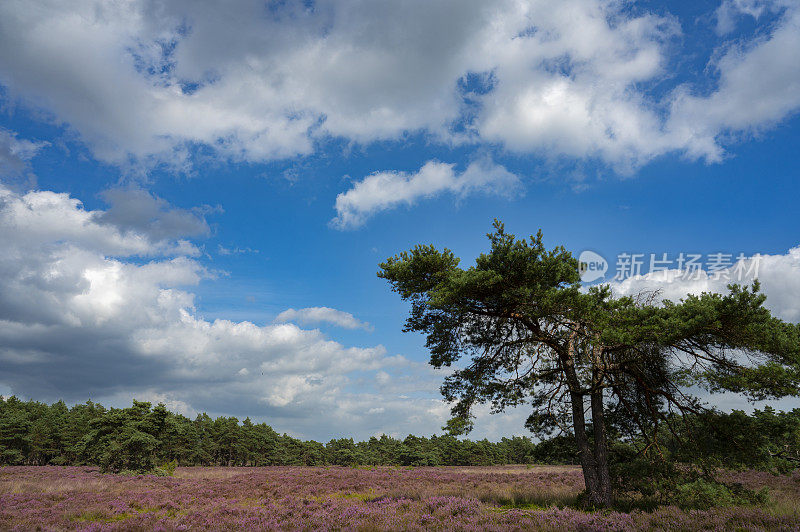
[663,408,800,474]
[611,451,769,511]
[150,459,178,477]
[531,434,579,465]
[161,459,178,476]
[610,429,779,511]
[0,396,540,468]
[672,478,769,510]
[1,448,25,465]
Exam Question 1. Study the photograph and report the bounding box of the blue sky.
[1,0,799,440]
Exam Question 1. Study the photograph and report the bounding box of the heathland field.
[1,465,799,531]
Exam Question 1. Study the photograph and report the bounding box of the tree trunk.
[569,389,603,506]
[590,383,613,506]
[564,335,612,507]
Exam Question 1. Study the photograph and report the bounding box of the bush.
[610,446,769,510]
[147,459,178,477]
[0,448,24,465]
[673,479,733,509]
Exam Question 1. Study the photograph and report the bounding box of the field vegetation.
[1,465,799,530]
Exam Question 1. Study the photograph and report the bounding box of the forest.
[1,396,798,475]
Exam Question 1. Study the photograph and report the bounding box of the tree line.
[0,396,546,471]
[1,396,797,476]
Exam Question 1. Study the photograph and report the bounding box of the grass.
[71,510,132,523]
[172,467,253,480]
[482,489,577,509]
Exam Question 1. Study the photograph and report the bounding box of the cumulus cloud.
[331,159,522,229]
[0,1,797,171]
[0,182,518,439]
[609,247,800,322]
[275,307,372,331]
[0,187,201,260]
[0,128,48,189]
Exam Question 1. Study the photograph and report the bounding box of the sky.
[0,0,799,441]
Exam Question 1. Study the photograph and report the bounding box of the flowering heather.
[1,466,798,531]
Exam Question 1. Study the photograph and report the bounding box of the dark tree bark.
[570,390,601,505]
[590,382,613,506]
[567,387,613,507]
[563,337,611,507]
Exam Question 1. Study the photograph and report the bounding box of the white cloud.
[0,1,797,171]
[667,1,800,162]
[331,158,522,229]
[473,2,680,171]
[275,307,372,331]
[0,187,200,260]
[609,247,800,322]
[714,0,788,34]
[2,182,535,440]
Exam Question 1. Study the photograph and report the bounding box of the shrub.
[0,448,25,465]
[611,447,770,510]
